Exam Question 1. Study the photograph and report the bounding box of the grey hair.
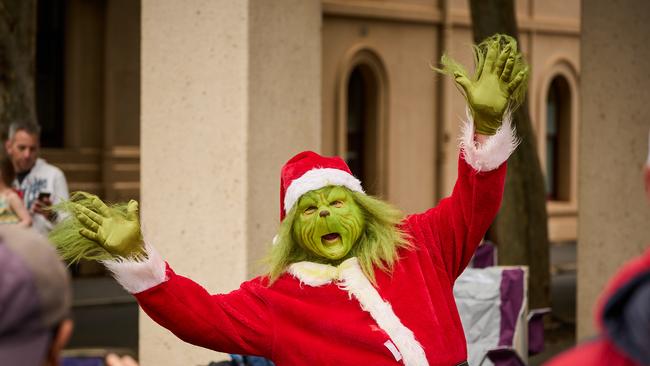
[8,121,41,140]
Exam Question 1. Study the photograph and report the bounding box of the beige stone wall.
[140,0,321,364]
[577,0,650,339]
[55,0,588,358]
[141,2,249,363]
[443,5,581,244]
[248,0,322,276]
[322,16,438,213]
[56,0,583,242]
[322,0,581,242]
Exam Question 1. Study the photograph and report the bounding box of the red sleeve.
[405,156,507,281]
[134,264,274,357]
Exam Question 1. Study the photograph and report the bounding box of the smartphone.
[38,192,51,201]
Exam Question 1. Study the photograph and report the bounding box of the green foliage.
[266,187,411,284]
[49,192,137,263]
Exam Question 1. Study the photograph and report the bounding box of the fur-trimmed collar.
[287,257,428,366]
[287,257,359,287]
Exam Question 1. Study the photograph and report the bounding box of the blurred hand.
[32,196,56,222]
[105,354,139,366]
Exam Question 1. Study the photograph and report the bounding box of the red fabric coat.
[133,158,507,366]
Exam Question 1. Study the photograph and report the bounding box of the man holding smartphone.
[4,121,69,235]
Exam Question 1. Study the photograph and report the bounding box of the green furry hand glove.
[75,198,143,257]
[49,192,144,263]
[438,34,529,135]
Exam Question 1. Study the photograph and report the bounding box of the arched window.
[545,76,572,201]
[345,64,382,195]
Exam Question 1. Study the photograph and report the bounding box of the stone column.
[578,0,650,339]
[140,0,321,364]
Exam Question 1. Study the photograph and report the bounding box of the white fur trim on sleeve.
[101,243,167,294]
[459,109,520,172]
[284,168,364,214]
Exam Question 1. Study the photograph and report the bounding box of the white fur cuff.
[101,243,168,294]
[459,109,520,172]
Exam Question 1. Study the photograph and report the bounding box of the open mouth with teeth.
[321,233,341,245]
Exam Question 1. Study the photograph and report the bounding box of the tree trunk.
[468,0,550,308]
[0,0,37,139]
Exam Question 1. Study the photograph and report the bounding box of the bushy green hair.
[49,192,135,263]
[266,188,412,284]
[436,33,529,110]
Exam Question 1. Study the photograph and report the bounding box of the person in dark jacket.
[546,134,650,366]
[545,248,650,366]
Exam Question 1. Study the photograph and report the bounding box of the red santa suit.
[103,116,518,366]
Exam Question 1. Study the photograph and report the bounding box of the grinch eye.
[304,206,317,215]
[331,200,343,208]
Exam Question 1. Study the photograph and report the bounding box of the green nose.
[319,210,330,217]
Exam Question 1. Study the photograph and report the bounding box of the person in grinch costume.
[51,34,528,366]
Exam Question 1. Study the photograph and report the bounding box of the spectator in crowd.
[4,121,69,235]
[0,156,31,227]
[0,226,73,366]
[545,250,650,366]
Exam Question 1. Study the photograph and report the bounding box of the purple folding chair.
[468,240,552,361]
[471,240,497,269]
[454,266,528,366]
[527,307,551,356]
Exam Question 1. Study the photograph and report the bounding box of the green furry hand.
[74,197,144,258]
[439,34,529,135]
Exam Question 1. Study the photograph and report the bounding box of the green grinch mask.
[292,186,365,260]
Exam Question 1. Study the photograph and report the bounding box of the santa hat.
[280,151,364,220]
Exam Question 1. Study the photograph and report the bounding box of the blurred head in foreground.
[0,227,73,366]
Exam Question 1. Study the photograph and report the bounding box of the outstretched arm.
[413,34,528,280]
[49,193,274,356]
[102,245,273,357]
